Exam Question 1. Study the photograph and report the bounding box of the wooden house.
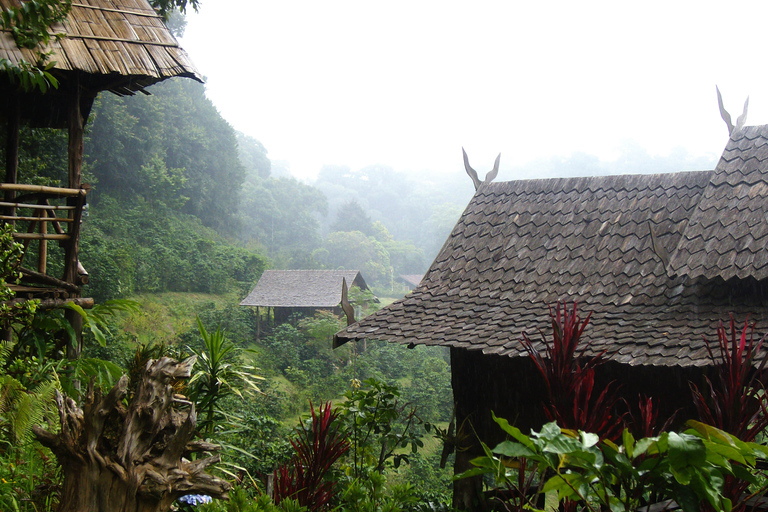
[397,274,424,290]
[0,0,200,355]
[335,122,768,508]
[241,269,375,326]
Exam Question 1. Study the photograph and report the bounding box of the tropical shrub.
[460,415,768,512]
[273,402,349,511]
[520,302,623,439]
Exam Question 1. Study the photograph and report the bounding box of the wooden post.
[67,80,84,190]
[256,306,261,341]
[65,80,84,362]
[38,208,47,274]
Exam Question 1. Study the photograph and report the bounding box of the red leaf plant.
[631,395,675,439]
[690,316,768,442]
[520,301,624,439]
[690,317,768,512]
[273,402,350,512]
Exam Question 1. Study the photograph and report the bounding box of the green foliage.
[88,78,245,233]
[64,299,140,348]
[137,153,188,208]
[460,415,768,512]
[331,200,374,236]
[340,472,418,512]
[238,173,327,264]
[318,231,391,285]
[0,0,70,92]
[339,379,425,476]
[197,487,307,512]
[80,197,267,301]
[0,224,38,329]
[188,317,265,436]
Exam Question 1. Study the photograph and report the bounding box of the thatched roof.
[335,125,768,368]
[0,0,201,93]
[240,270,370,308]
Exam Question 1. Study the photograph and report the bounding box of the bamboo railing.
[0,183,91,308]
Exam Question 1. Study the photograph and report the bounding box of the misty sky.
[180,1,768,181]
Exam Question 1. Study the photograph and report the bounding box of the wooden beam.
[3,296,94,310]
[19,266,81,292]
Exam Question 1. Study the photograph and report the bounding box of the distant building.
[397,274,424,290]
[240,270,374,325]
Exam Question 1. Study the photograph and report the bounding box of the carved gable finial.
[462,148,501,191]
[716,85,749,135]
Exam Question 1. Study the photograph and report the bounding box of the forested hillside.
[0,75,458,511]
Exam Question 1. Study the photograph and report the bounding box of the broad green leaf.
[622,428,635,457]
[493,440,536,458]
[581,431,599,448]
[633,437,657,458]
[668,432,705,474]
[492,411,534,448]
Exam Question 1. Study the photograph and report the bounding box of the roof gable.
[668,125,768,281]
[336,164,768,366]
[241,270,367,308]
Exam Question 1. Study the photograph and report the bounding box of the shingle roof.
[398,275,424,288]
[668,126,768,281]
[0,0,201,95]
[336,127,768,367]
[241,270,367,308]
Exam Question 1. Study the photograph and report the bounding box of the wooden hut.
[335,123,768,508]
[397,274,423,290]
[0,0,201,355]
[241,270,376,327]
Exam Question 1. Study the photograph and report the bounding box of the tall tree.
[331,200,374,236]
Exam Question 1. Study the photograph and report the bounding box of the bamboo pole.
[0,184,85,196]
[38,208,47,274]
[0,202,76,210]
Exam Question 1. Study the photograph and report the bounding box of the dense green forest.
[0,76,458,511]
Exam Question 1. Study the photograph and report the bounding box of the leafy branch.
[0,0,71,92]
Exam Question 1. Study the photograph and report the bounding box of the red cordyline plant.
[273,402,350,512]
[690,316,768,442]
[520,301,624,439]
[690,317,768,512]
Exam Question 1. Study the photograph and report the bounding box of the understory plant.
[338,378,424,476]
[460,414,768,512]
[520,302,623,439]
[690,316,768,512]
[273,402,350,512]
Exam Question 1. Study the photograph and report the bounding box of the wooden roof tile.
[240,270,371,308]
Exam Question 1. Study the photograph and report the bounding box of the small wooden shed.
[335,123,768,508]
[241,270,375,326]
[397,274,424,290]
[0,0,200,354]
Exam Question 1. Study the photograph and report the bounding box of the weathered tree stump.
[33,356,231,512]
